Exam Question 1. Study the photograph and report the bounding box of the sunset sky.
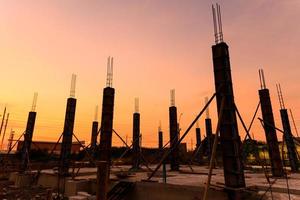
[0,0,299,150]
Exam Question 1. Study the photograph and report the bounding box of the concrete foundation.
[5,165,300,199]
[124,181,259,200]
[9,172,35,187]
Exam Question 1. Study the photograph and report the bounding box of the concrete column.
[212,42,245,190]
[21,111,36,171]
[158,131,163,149]
[259,89,284,176]
[169,106,179,171]
[280,109,299,172]
[99,87,115,167]
[195,127,203,162]
[59,97,76,176]
[96,161,109,200]
[132,112,141,169]
[90,121,99,149]
[196,128,201,147]
[205,118,213,160]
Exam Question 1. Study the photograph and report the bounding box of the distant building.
[17,140,85,154]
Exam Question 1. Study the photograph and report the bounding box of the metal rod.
[212,5,218,44]
[235,104,253,140]
[1,113,9,149]
[0,107,7,137]
[73,133,96,165]
[289,109,299,137]
[203,97,225,200]
[3,131,25,156]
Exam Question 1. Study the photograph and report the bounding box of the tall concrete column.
[97,57,115,199]
[21,111,36,171]
[169,106,179,171]
[99,87,115,166]
[205,118,213,160]
[59,97,76,176]
[212,42,245,190]
[96,161,109,200]
[132,112,141,169]
[196,128,201,148]
[90,121,99,149]
[158,130,163,149]
[259,86,284,177]
[195,127,203,162]
[280,109,299,172]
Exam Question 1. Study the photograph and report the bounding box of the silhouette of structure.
[1,112,9,149]
[0,107,7,137]
[169,89,179,171]
[158,123,163,149]
[7,129,14,151]
[195,121,203,162]
[59,75,77,176]
[276,84,299,172]
[21,93,38,172]
[258,69,284,177]
[97,57,115,200]
[90,105,99,150]
[211,4,245,194]
[204,97,213,160]
[132,98,141,170]
[290,109,299,137]
[99,57,115,166]
[196,125,201,148]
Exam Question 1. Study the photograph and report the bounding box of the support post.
[280,109,299,172]
[212,41,245,191]
[205,118,213,160]
[96,161,109,200]
[59,97,76,176]
[195,127,203,162]
[132,112,141,169]
[259,88,284,176]
[90,121,99,149]
[21,111,36,171]
[99,87,115,167]
[169,106,179,171]
[159,131,163,149]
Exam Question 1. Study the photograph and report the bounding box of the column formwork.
[132,112,141,169]
[90,121,99,149]
[21,111,37,171]
[169,106,179,171]
[59,97,76,176]
[205,118,213,159]
[158,131,163,149]
[196,128,201,147]
[99,87,115,166]
[212,42,245,190]
[259,89,284,176]
[280,109,299,172]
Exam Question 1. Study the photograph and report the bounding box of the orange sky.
[0,1,299,150]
